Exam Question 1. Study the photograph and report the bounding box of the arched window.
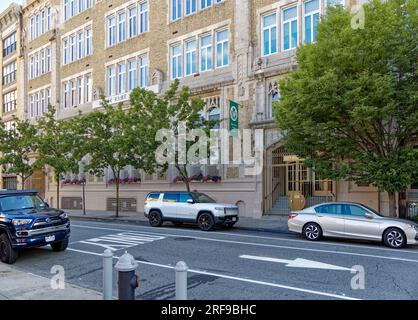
[268,81,280,119]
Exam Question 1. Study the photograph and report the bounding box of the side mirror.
[365,212,374,219]
[186,199,194,204]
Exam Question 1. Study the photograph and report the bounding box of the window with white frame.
[216,29,229,68]
[29,6,53,41]
[62,25,93,65]
[186,0,197,15]
[3,33,17,57]
[262,13,277,56]
[200,34,212,72]
[62,0,93,22]
[29,46,51,80]
[325,0,345,6]
[61,72,92,109]
[4,120,17,132]
[29,87,50,118]
[171,0,182,21]
[171,44,182,79]
[3,90,17,113]
[107,1,148,48]
[304,0,320,43]
[185,39,197,76]
[3,61,16,85]
[200,0,212,10]
[282,6,298,51]
[106,53,149,97]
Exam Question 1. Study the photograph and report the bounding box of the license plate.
[45,235,55,242]
[232,217,237,222]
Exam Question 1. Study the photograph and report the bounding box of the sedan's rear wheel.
[383,228,406,249]
[303,223,322,241]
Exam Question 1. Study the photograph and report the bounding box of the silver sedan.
[288,202,418,248]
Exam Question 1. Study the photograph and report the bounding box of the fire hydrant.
[115,251,139,300]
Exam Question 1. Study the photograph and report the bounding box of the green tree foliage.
[0,118,39,190]
[130,80,219,192]
[36,106,80,209]
[275,0,418,216]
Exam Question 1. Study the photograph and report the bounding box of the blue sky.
[0,1,23,14]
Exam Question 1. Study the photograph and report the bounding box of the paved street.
[5,218,418,300]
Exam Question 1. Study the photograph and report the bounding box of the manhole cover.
[174,237,195,241]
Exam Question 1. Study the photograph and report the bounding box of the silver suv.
[144,192,239,231]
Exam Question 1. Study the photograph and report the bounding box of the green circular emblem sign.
[230,105,238,121]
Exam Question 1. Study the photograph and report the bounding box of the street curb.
[69,215,290,235]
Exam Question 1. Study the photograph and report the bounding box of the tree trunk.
[56,174,60,209]
[115,173,120,218]
[183,164,190,192]
[388,191,397,217]
[21,176,26,190]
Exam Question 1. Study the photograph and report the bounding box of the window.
[41,10,45,34]
[326,0,344,6]
[201,0,212,10]
[3,61,16,85]
[128,60,138,91]
[46,47,51,72]
[61,73,92,109]
[186,0,197,15]
[283,6,298,50]
[35,93,39,117]
[139,1,148,33]
[185,39,197,76]
[216,29,229,68]
[208,107,220,129]
[107,66,116,96]
[30,57,35,79]
[3,91,17,113]
[139,55,148,87]
[262,13,277,56]
[200,34,212,72]
[171,0,182,21]
[147,193,160,201]
[35,54,39,77]
[63,0,92,21]
[3,33,17,57]
[41,90,46,115]
[268,82,280,119]
[179,193,194,203]
[71,0,76,17]
[345,204,368,217]
[62,25,92,65]
[30,17,35,41]
[163,193,178,202]
[304,0,320,43]
[30,95,34,118]
[47,8,52,31]
[118,63,127,94]
[315,204,344,214]
[128,6,137,38]
[41,50,45,74]
[108,16,116,47]
[171,44,182,79]
[118,12,127,43]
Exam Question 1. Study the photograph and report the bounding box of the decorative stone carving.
[93,87,103,101]
[151,69,163,86]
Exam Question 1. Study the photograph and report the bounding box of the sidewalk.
[67,209,290,234]
[0,264,102,300]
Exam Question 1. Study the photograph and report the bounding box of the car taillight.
[289,213,298,219]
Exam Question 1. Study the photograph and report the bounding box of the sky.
[0,1,23,14]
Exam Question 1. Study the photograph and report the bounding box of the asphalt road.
[10,219,418,300]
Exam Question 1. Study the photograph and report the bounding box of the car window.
[163,193,178,203]
[179,194,193,203]
[192,193,216,203]
[345,204,368,216]
[147,193,160,201]
[315,204,344,215]
[0,195,45,212]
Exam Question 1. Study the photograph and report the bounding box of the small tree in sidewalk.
[36,106,80,209]
[0,117,39,190]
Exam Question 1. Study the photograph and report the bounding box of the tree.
[77,100,138,217]
[0,118,39,190]
[130,80,219,192]
[36,106,80,209]
[275,0,418,217]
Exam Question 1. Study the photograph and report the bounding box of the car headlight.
[59,212,68,219]
[214,207,225,212]
[411,224,418,232]
[12,219,33,226]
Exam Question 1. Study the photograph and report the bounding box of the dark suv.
[0,190,70,264]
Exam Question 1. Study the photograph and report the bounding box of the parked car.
[144,191,239,231]
[288,202,418,248]
[0,190,71,264]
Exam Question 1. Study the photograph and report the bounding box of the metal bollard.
[114,251,139,300]
[175,261,188,300]
[102,249,113,300]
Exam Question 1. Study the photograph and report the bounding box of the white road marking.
[71,220,418,254]
[240,255,355,271]
[66,248,360,300]
[71,224,418,263]
[72,231,165,251]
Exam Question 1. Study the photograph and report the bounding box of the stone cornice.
[0,3,22,32]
